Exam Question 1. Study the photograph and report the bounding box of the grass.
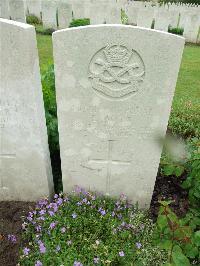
[36,33,53,74]
[36,33,200,138]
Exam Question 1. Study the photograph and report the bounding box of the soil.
[0,201,35,266]
[0,173,188,266]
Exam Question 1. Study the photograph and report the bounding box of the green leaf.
[174,166,185,177]
[159,240,173,250]
[184,243,199,259]
[194,231,200,246]
[157,215,168,230]
[172,250,190,266]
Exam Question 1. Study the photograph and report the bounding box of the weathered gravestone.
[26,0,41,19]
[137,8,154,28]
[53,25,184,207]
[183,13,200,43]
[41,0,57,29]
[154,10,171,32]
[9,0,26,23]
[0,19,54,201]
[0,0,10,19]
[57,1,72,29]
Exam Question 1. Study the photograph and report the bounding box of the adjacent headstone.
[71,0,86,19]
[0,18,54,201]
[183,13,200,43]
[57,1,72,29]
[89,4,107,24]
[0,0,10,19]
[90,3,121,25]
[9,0,26,23]
[53,25,184,207]
[154,10,170,31]
[137,9,154,28]
[126,6,139,25]
[41,0,57,29]
[26,0,41,19]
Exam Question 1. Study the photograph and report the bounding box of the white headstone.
[71,0,86,19]
[0,0,10,19]
[53,25,184,207]
[183,13,200,43]
[26,0,41,19]
[41,0,57,29]
[154,10,171,32]
[0,19,54,201]
[90,3,121,25]
[126,6,139,25]
[9,0,26,23]
[137,8,154,28]
[57,1,72,29]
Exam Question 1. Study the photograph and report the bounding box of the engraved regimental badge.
[88,45,145,100]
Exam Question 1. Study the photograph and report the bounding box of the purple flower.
[72,213,77,219]
[37,216,45,221]
[23,247,30,255]
[119,251,125,257]
[56,245,61,252]
[54,194,59,199]
[111,211,115,217]
[49,222,56,229]
[82,198,87,203]
[35,260,42,266]
[136,242,142,249]
[39,209,46,215]
[36,225,42,232]
[74,185,82,193]
[91,195,96,201]
[7,234,17,243]
[27,216,33,222]
[57,198,63,205]
[94,257,99,264]
[77,202,82,206]
[99,208,106,216]
[39,242,46,254]
[37,198,48,208]
[61,227,66,233]
[48,210,55,216]
[74,261,83,266]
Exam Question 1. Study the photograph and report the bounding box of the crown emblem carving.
[88,45,145,100]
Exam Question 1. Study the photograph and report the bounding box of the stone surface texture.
[0,19,54,201]
[53,25,184,208]
[9,0,26,23]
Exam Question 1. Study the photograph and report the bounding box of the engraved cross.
[0,153,16,190]
[88,140,130,194]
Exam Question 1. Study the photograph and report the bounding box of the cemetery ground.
[0,32,200,265]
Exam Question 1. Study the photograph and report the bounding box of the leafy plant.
[69,18,90,28]
[155,139,200,264]
[26,14,42,25]
[36,26,56,36]
[41,64,59,152]
[155,201,200,265]
[19,190,167,265]
[168,26,184,36]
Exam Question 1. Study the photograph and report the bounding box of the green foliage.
[181,138,200,208]
[169,100,200,139]
[36,25,55,35]
[41,65,59,152]
[155,201,200,265]
[168,26,184,36]
[69,18,90,28]
[121,9,128,25]
[26,14,42,25]
[19,191,167,265]
[156,140,200,264]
